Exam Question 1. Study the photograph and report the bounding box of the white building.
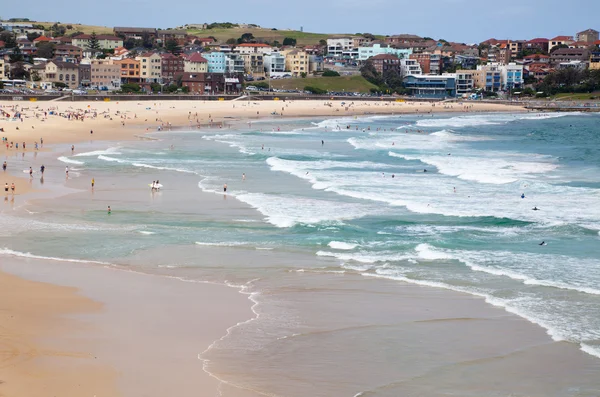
[492,62,524,89]
[263,53,286,75]
[234,43,276,55]
[327,38,356,58]
[225,54,246,74]
[400,58,422,76]
[454,71,474,95]
[358,44,412,61]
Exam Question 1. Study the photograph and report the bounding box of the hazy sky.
[2,0,598,43]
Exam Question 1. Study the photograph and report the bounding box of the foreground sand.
[0,270,119,396]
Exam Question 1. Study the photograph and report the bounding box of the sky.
[2,0,599,43]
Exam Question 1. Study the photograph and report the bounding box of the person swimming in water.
[539,241,546,246]
[521,193,525,199]
[532,207,539,211]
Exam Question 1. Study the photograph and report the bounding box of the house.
[550,48,590,65]
[17,38,36,54]
[33,36,52,45]
[90,59,121,90]
[400,58,422,76]
[161,53,184,81]
[524,38,549,53]
[203,52,227,73]
[263,53,286,75]
[184,53,208,73]
[0,22,43,36]
[52,36,72,45]
[590,51,600,70]
[157,30,188,45]
[523,53,550,64]
[358,44,412,62]
[548,36,574,52]
[0,58,5,80]
[113,27,157,40]
[44,61,80,89]
[114,58,141,82]
[180,73,225,94]
[192,37,217,47]
[234,43,275,55]
[240,53,265,77]
[403,74,456,98]
[385,34,423,45]
[454,54,479,69]
[526,64,553,81]
[508,40,526,57]
[576,29,599,44]
[72,34,123,50]
[368,54,401,74]
[282,49,308,77]
[136,52,162,83]
[113,47,129,57]
[55,44,83,59]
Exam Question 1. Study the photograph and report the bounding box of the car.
[256,77,266,81]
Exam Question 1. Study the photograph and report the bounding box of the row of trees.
[535,68,600,95]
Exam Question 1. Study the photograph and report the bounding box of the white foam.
[74,147,121,157]
[98,155,126,163]
[195,241,248,247]
[0,248,112,265]
[57,156,85,165]
[581,343,600,359]
[327,241,358,250]
[415,243,453,260]
[137,231,155,235]
[415,113,567,128]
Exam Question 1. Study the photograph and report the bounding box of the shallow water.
[2,111,600,396]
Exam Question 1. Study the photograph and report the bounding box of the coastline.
[2,100,599,396]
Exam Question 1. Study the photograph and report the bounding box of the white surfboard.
[149,183,163,189]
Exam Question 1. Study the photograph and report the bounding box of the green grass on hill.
[267,75,377,93]
[186,27,349,46]
[552,92,600,101]
[34,22,113,35]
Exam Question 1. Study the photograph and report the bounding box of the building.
[576,29,599,44]
[508,40,525,57]
[548,36,574,52]
[550,48,590,65]
[524,38,549,53]
[556,60,587,70]
[180,73,225,94]
[358,44,412,61]
[472,67,502,92]
[352,36,373,49]
[136,52,162,83]
[44,61,80,89]
[400,58,422,76]
[78,64,91,87]
[403,74,456,98]
[114,46,129,57]
[526,64,553,81]
[17,38,36,55]
[0,22,43,35]
[161,53,184,81]
[72,34,123,50]
[327,38,355,58]
[225,54,246,74]
[368,54,401,74]
[33,36,52,45]
[184,53,208,73]
[589,51,600,70]
[0,58,5,80]
[234,43,275,55]
[309,55,324,73]
[203,52,227,73]
[523,53,550,64]
[55,44,83,59]
[113,27,157,40]
[454,54,479,69]
[282,49,308,77]
[114,58,140,83]
[385,34,424,44]
[263,53,286,75]
[157,30,188,45]
[241,53,265,77]
[90,59,121,90]
[498,62,524,90]
[455,71,474,95]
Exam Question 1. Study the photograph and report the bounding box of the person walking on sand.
[91,178,95,189]
[2,161,6,172]
[242,173,246,181]
[65,166,69,177]
[40,165,45,174]
[29,167,33,177]
[11,183,15,195]
[223,183,227,193]
[4,183,8,195]
[71,145,75,153]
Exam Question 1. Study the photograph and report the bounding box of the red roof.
[187,53,208,62]
[237,43,271,47]
[527,38,548,43]
[595,40,600,46]
[33,36,52,42]
[524,54,549,58]
[0,40,5,48]
[550,36,573,41]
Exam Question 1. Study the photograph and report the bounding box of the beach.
[1,99,600,396]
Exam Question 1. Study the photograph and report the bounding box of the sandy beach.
[4,98,599,397]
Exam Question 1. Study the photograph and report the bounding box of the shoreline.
[2,102,599,395]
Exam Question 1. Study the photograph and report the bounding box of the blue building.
[204,52,227,73]
[403,74,456,98]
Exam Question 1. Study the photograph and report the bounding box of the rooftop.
[370,54,400,60]
[550,36,574,41]
[73,34,122,41]
[237,43,271,47]
[187,53,208,62]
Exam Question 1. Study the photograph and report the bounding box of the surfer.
[423,169,427,173]
[242,173,246,181]
[532,207,539,211]
[65,166,69,176]
[223,184,227,193]
[539,241,546,246]
[321,140,324,146]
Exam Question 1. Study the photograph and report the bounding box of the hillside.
[268,76,377,93]
[34,22,114,35]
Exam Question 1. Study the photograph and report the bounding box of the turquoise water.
[2,111,600,395]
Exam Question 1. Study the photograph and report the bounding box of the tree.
[550,43,569,53]
[66,24,73,30]
[27,32,41,42]
[226,38,237,45]
[360,61,383,87]
[362,33,376,41]
[165,39,182,55]
[238,33,254,44]
[141,32,154,49]
[9,46,24,63]
[319,39,327,46]
[322,69,340,77]
[88,31,101,52]
[120,83,142,93]
[282,37,297,46]
[150,82,162,93]
[51,23,66,37]
[304,86,327,94]
[35,42,55,58]
[300,72,307,78]
[9,61,29,79]
[0,31,17,48]
[31,71,42,81]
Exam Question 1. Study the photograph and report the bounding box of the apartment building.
[358,44,412,62]
[400,58,422,76]
[203,52,227,73]
[114,58,140,82]
[113,27,157,40]
[55,44,82,59]
[550,48,590,65]
[548,36,574,52]
[327,38,355,58]
[524,38,549,53]
[471,68,502,92]
[590,51,600,70]
[234,43,275,55]
[403,74,456,98]
[576,29,599,44]
[161,53,184,81]
[0,58,5,80]
[241,53,265,77]
[72,34,123,50]
[44,61,80,89]
[282,49,308,77]
[226,54,246,74]
[90,59,121,90]
[369,54,401,74]
[455,71,474,95]
[184,53,208,73]
[136,52,162,83]
[263,53,286,75]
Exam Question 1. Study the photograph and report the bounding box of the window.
[59,74,63,81]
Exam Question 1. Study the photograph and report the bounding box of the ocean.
[2,111,600,396]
